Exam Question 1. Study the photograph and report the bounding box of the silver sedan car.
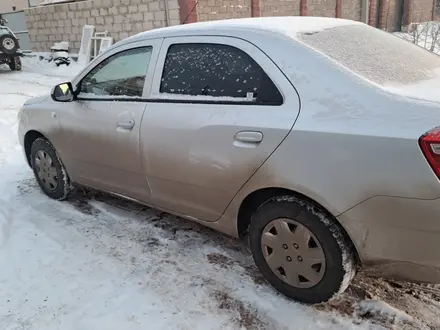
[18,17,440,304]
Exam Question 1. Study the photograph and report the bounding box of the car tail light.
[419,127,440,179]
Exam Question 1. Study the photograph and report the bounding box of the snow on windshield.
[299,25,440,86]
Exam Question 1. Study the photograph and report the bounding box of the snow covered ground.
[0,56,439,330]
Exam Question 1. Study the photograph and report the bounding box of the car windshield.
[298,24,440,87]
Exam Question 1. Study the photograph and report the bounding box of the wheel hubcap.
[3,38,14,50]
[34,150,58,191]
[261,217,326,288]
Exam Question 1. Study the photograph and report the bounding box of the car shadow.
[15,178,440,329]
[67,186,265,279]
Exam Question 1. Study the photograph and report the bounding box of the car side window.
[160,43,283,105]
[80,47,152,98]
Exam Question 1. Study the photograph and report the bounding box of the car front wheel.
[30,138,70,200]
[249,196,356,304]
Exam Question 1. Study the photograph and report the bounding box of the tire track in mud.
[70,189,440,330]
[14,185,292,329]
[15,176,440,329]
[75,191,273,329]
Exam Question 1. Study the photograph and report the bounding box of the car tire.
[30,138,70,200]
[248,195,356,304]
[9,56,21,71]
[0,34,18,55]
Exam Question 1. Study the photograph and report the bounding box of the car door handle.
[117,120,135,130]
[234,131,263,145]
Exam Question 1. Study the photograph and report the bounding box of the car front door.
[56,39,162,201]
[141,36,300,221]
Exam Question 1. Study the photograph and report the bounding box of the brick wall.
[200,0,362,21]
[409,0,434,22]
[341,0,361,20]
[261,0,301,17]
[383,0,403,30]
[197,0,251,21]
[373,0,435,31]
[308,0,337,17]
[24,0,180,53]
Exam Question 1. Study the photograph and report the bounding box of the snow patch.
[356,299,413,324]
[21,56,83,79]
[382,72,440,104]
[395,21,440,54]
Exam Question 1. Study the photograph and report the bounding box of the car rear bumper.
[338,195,440,283]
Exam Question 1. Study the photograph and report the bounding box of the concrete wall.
[24,0,180,53]
[0,0,45,14]
[1,0,29,14]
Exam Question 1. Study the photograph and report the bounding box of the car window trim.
[78,46,153,100]
[150,36,285,105]
[74,96,282,106]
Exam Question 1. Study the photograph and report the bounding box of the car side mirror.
[51,82,75,102]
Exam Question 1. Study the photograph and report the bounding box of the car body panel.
[56,100,149,200]
[17,99,62,156]
[50,38,163,201]
[140,35,300,221]
[338,195,440,283]
[216,25,440,235]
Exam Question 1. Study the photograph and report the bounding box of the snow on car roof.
[124,16,362,43]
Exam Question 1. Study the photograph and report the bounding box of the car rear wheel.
[9,56,21,71]
[0,34,18,55]
[30,138,70,200]
[248,196,356,304]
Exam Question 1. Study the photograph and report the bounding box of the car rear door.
[141,35,300,221]
[56,39,162,202]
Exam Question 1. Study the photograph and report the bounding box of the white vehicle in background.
[0,25,22,71]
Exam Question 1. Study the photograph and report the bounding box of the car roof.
[120,16,362,45]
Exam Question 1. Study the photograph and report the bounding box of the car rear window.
[299,25,440,86]
[160,43,283,105]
